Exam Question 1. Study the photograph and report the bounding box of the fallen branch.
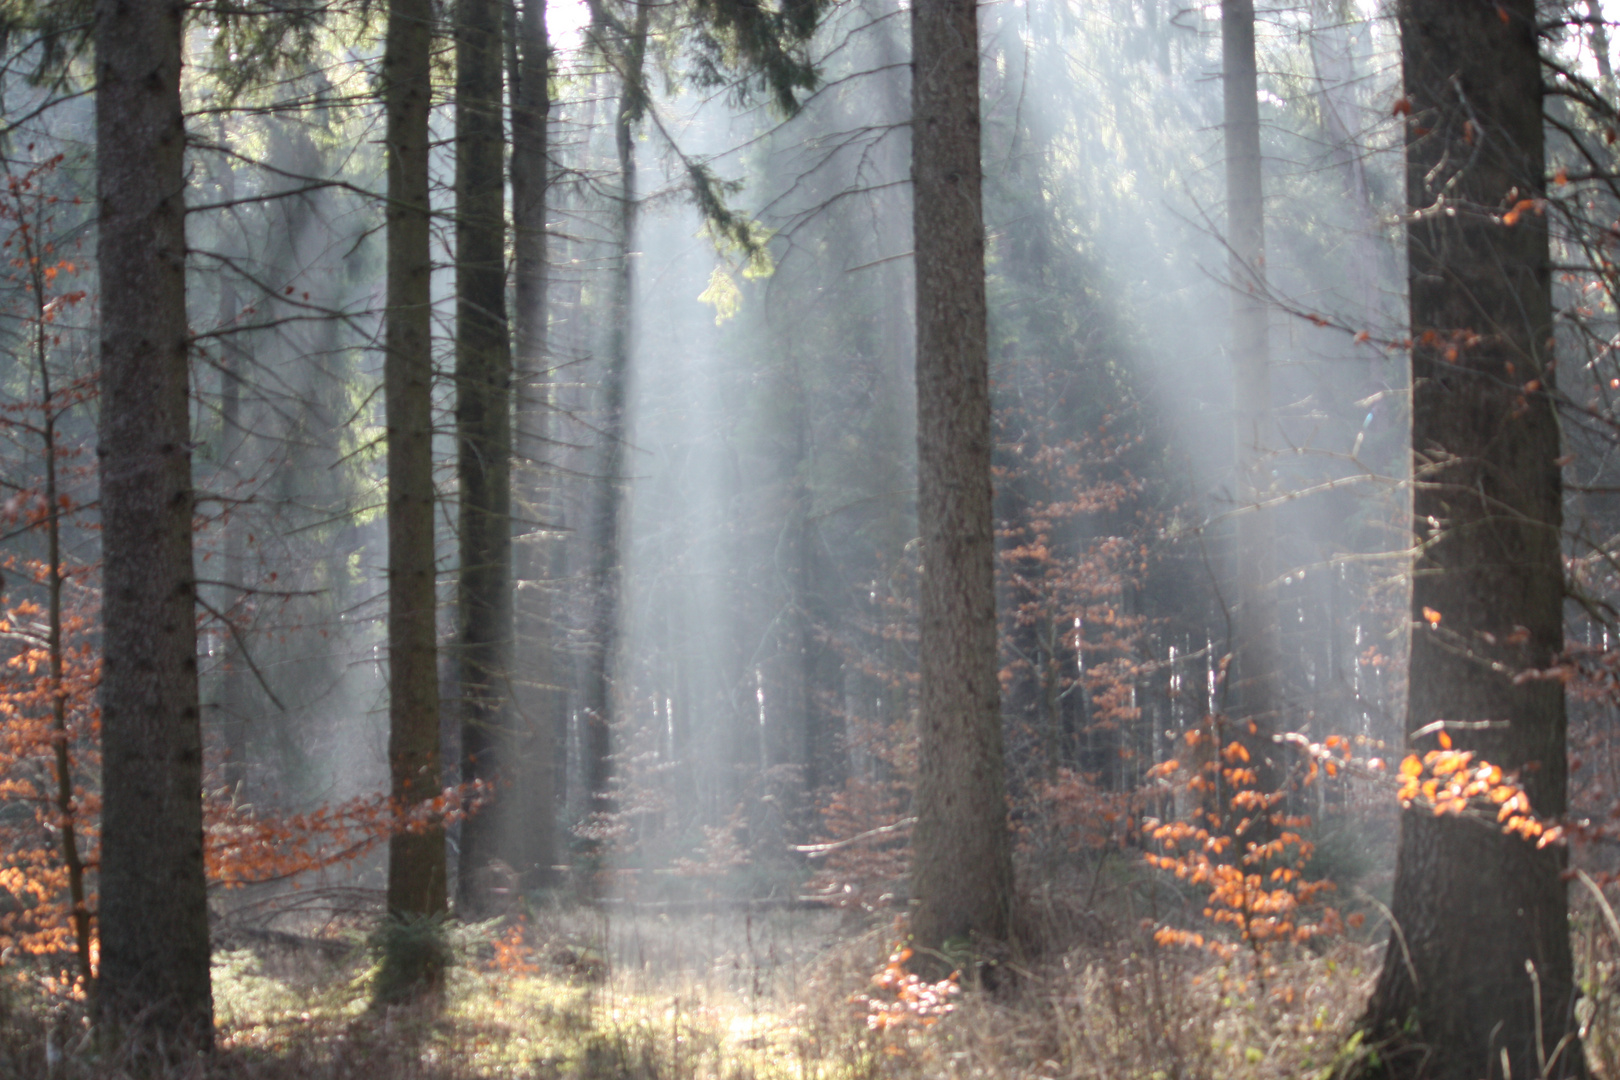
[791,817,916,859]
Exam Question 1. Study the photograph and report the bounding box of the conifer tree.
[1360,2,1582,1075]
[455,0,517,915]
[94,0,213,1046]
[382,0,447,965]
[908,0,1014,953]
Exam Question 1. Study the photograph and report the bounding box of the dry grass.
[27,862,1620,1080]
[0,896,1396,1080]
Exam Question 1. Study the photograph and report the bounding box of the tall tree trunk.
[454,0,516,916]
[207,122,253,799]
[93,0,213,1045]
[580,2,648,846]
[760,355,813,843]
[908,0,1014,952]
[1308,0,1388,383]
[216,273,251,798]
[384,0,447,937]
[1360,3,1582,1077]
[1222,0,1281,785]
[509,0,559,888]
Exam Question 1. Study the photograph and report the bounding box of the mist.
[1,0,1619,1075]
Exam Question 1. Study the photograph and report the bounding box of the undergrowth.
[5,884,1620,1079]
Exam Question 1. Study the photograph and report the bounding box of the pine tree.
[509,0,561,889]
[382,0,448,973]
[1222,0,1280,769]
[93,0,213,1046]
[1360,2,1582,1075]
[907,0,1014,954]
[454,0,517,916]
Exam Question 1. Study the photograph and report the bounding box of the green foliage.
[369,912,453,1006]
[201,0,333,103]
[0,0,92,90]
[691,161,776,268]
[685,0,826,114]
[1300,815,1385,895]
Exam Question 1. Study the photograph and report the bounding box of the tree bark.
[580,0,648,841]
[454,0,516,916]
[1360,3,1582,1077]
[509,0,560,888]
[93,0,213,1046]
[908,0,1014,952]
[384,0,447,930]
[1222,0,1281,777]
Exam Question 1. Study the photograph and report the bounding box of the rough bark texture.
[907,0,1014,952]
[1222,0,1280,766]
[510,0,560,887]
[94,0,213,1045]
[384,0,447,925]
[454,0,516,916]
[1360,3,1581,1077]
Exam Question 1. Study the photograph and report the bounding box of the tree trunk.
[454,0,516,916]
[761,356,813,842]
[216,271,251,798]
[580,1,649,841]
[1222,0,1280,777]
[384,0,447,932]
[1360,3,1582,1077]
[1589,0,1614,99]
[1308,0,1390,390]
[509,0,560,888]
[908,0,1014,953]
[93,0,213,1045]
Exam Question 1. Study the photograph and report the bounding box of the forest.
[0,0,1616,1076]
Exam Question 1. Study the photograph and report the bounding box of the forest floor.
[0,896,1432,1080]
[7,879,1620,1079]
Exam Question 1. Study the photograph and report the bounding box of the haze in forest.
[4,0,1620,1078]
